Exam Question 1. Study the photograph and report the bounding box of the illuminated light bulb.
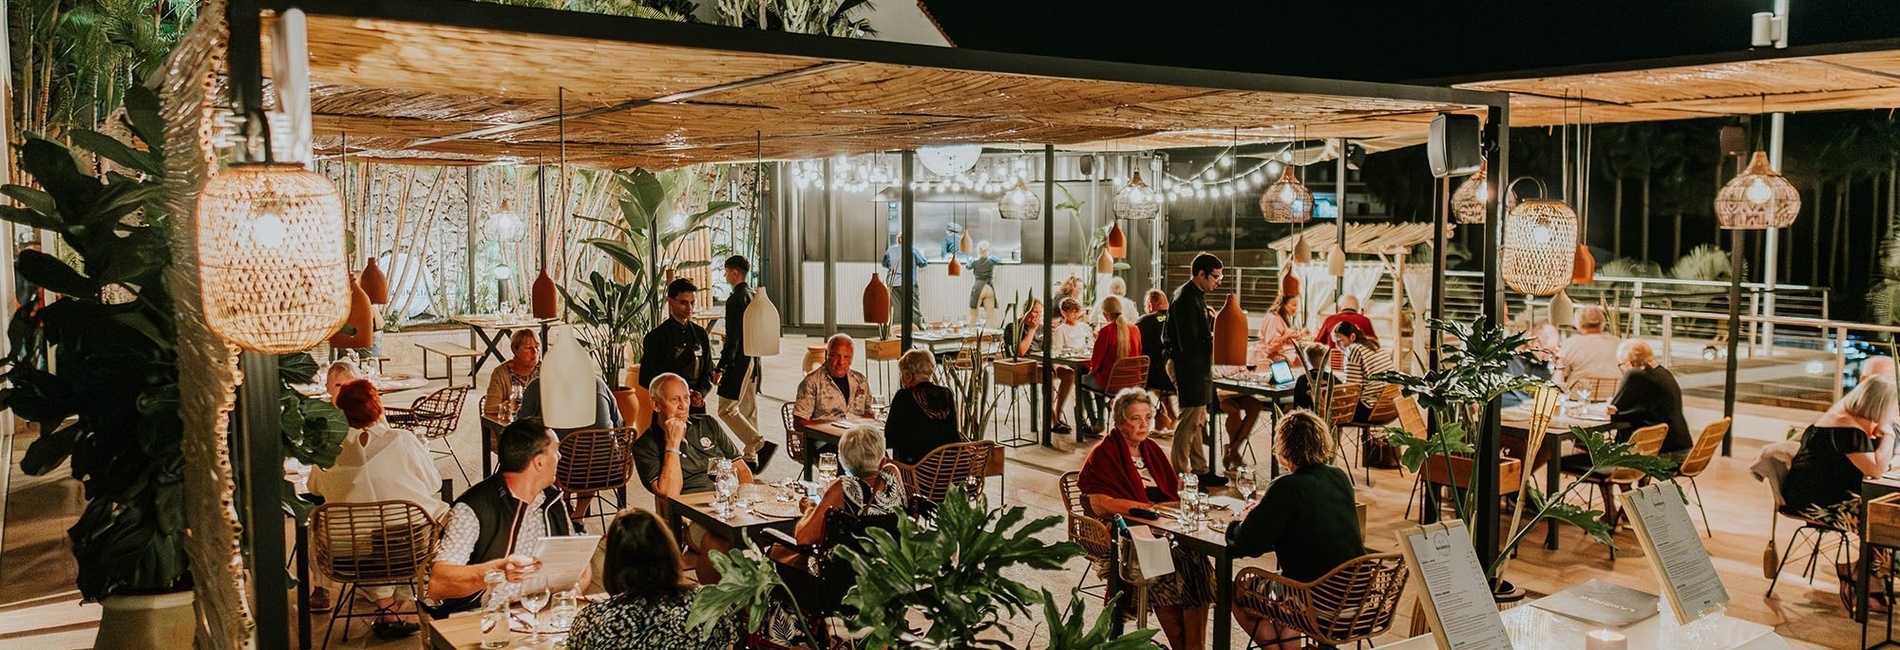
[494,264,514,280]
[250,209,288,248]
[1532,225,1554,245]
[1746,178,1773,204]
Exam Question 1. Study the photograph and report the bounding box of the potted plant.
[1376,317,1675,595]
[865,320,903,361]
[578,167,735,390]
[687,486,1157,649]
[559,271,644,420]
[0,86,346,645]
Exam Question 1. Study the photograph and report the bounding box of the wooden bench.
[418,341,480,386]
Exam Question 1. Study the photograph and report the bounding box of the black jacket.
[1163,280,1215,407]
[1609,365,1693,454]
[716,282,758,399]
[429,474,571,616]
[1135,311,1174,391]
[640,317,714,394]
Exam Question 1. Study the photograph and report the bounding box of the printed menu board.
[1620,481,1730,622]
[1395,520,1512,649]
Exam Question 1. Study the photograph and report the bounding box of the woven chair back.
[404,385,472,441]
[905,440,999,505]
[1235,552,1408,646]
[1103,356,1150,393]
[555,426,638,493]
[1677,418,1731,478]
[1326,383,1363,428]
[310,500,438,585]
[1609,424,1669,484]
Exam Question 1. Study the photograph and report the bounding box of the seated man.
[427,419,571,616]
[633,372,753,579]
[793,333,872,427]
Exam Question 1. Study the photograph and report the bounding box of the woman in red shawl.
[1078,388,1216,650]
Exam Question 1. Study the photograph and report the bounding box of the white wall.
[801,261,1118,325]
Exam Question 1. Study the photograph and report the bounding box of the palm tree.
[10,0,196,151]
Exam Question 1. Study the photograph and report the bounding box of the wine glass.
[519,575,550,644]
[816,452,840,485]
[1235,466,1257,500]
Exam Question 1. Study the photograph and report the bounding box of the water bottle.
[480,569,510,649]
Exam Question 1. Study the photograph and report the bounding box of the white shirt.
[1051,320,1094,352]
[1558,332,1623,383]
[310,422,448,519]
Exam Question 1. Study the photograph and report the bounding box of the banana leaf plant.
[558,271,643,386]
[0,86,345,601]
[577,168,737,340]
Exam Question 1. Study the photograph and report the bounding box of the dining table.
[450,314,557,377]
[1109,501,1244,650]
[791,418,870,480]
[291,372,431,399]
[664,484,804,548]
[1212,368,1300,478]
[426,609,565,650]
[1498,401,1627,550]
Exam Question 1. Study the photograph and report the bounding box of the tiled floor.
[0,332,1864,648]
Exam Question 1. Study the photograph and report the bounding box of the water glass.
[519,575,551,643]
[816,452,840,485]
[548,589,579,633]
[1178,472,1201,520]
[712,463,739,518]
[1235,466,1257,500]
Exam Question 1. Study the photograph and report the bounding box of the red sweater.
[1087,322,1142,378]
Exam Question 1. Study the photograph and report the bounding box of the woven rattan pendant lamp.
[1451,159,1514,224]
[998,178,1041,220]
[1716,152,1800,229]
[1260,165,1314,224]
[1112,170,1160,221]
[1499,178,1579,297]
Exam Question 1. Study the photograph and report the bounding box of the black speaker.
[1428,113,1482,178]
[1719,125,1748,156]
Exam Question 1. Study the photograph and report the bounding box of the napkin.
[1128,525,1176,579]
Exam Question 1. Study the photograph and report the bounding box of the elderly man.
[632,372,752,579]
[427,419,571,616]
[794,333,873,427]
[641,278,716,412]
[1557,305,1623,386]
[1314,294,1377,349]
[1164,253,1227,487]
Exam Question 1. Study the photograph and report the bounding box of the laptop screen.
[1269,360,1295,385]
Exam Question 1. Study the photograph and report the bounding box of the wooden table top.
[426,611,559,650]
[666,487,802,543]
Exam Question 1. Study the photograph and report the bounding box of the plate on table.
[754,500,805,519]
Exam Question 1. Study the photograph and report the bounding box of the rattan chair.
[1059,471,1113,597]
[1342,383,1401,487]
[555,426,639,531]
[1080,356,1150,429]
[1233,552,1408,648]
[386,384,473,483]
[309,500,439,648]
[780,402,807,469]
[1567,423,1667,557]
[1672,418,1732,537]
[895,440,999,515]
[1322,382,1363,482]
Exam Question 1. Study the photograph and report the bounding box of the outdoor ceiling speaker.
[1429,114,1482,178]
[1719,125,1748,156]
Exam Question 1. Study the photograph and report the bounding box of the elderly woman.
[1784,375,1898,519]
[885,350,962,465]
[483,329,540,417]
[1078,388,1215,650]
[324,359,361,400]
[569,509,738,650]
[1604,339,1692,462]
[309,380,448,638]
[1228,410,1362,648]
[774,425,906,564]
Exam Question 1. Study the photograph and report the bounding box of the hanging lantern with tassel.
[531,268,558,318]
[1715,151,1801,230]
[329,272,374,349]
[1106,223,1127,258]
[1213,293,1250,366]
[743,289,782,357]
[1095,247,1114,274]
[1500,180,1580,297]
[1260,166,1314,223]
[540,326,598,429]
[198,163,349,353]
[863,271,891,324]
[360,256,389,305]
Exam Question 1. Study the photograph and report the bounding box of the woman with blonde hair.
[1080,296,1142,436]
[1228,409,1361,648]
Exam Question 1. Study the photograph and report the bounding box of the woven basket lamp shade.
[330,273,374,349]
[1500,198,1580,297]
[359,257,389,304]
[197,163,349,353]
[1715,152,1801,230]
[863,271,891,323]
[1112,171,1160,220]
[1260,167,1314,223]
[998,179,1041,220]
[531,268,558,318]
[1106,223,1127,257]
[1213,293,1249,366]
[1451,160,1515,224]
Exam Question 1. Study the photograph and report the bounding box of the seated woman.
[324,359,361,400]
[1784,374,1897,520]
[774,425,906,564]
[309,380,449,639]
[1604,339,1693,463]
[1227,410,1363,649]
[568,509,738,650]
[886,350,962,465]
[1003,298,1046,358]
[1081,296,1141,435]
[1331,322,1394,422]
[1253,294,1306,371]
[1078,388,1215,650]
[483,329,540,418]
[1047,297,1093,434]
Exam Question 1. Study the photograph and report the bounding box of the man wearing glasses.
[1163,253,1227,487]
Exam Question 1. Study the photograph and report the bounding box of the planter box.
[1420,455,1523,496]
[992,359,1042,386]
[1868,492,1900,548]
[865,337,904,361]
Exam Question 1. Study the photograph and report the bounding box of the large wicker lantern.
[197,162,348,353]
[1260,167,1313,223]
[998,179,1041,220]
[1112,171,1160,220]
[1715,152,1800,229]
[1500,191,1580,297]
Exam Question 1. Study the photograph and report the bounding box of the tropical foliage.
[577,168,735,372]
[0,86,345,600]
[10,0,198,143]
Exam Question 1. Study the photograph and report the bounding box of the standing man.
[1135,288,1177,431]
[641,278,715,413]
[715,256,775,471]
[882,234,928,324]
[1163,253,1227,486]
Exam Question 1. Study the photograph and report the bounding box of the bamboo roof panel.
[696,61,1216,118]
[1266,222,1440,256]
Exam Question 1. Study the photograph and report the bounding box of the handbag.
[1362,433,1402,470]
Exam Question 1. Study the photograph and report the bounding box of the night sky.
[920,0,1900,83]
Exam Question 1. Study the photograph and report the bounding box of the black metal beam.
[1041,144,1056,448]
[1474,104,1509,581]
[238,351,287,648]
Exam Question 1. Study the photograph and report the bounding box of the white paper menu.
[1619,481,1730,622]
[1395,520,1512,650]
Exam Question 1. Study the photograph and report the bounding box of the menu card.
[1619,481,1730,623]
[1528,579,1658,628]
[1395,520,1511,649]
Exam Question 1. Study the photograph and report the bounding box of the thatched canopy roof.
[260,0,1504,169]
[1456,49,1900,126]
[1266,222,1440,257]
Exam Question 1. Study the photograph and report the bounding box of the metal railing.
[1634,306,1900,403]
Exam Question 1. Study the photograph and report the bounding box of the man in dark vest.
[640,278,716,413]
[426,419,571,616]
[1163,253,1227,487]
[714,255,775,471]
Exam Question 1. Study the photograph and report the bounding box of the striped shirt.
[1341,342,1395,408]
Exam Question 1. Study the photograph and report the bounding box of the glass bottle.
[480,569,510,649]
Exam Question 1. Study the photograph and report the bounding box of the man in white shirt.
[1556,305,1623,387]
